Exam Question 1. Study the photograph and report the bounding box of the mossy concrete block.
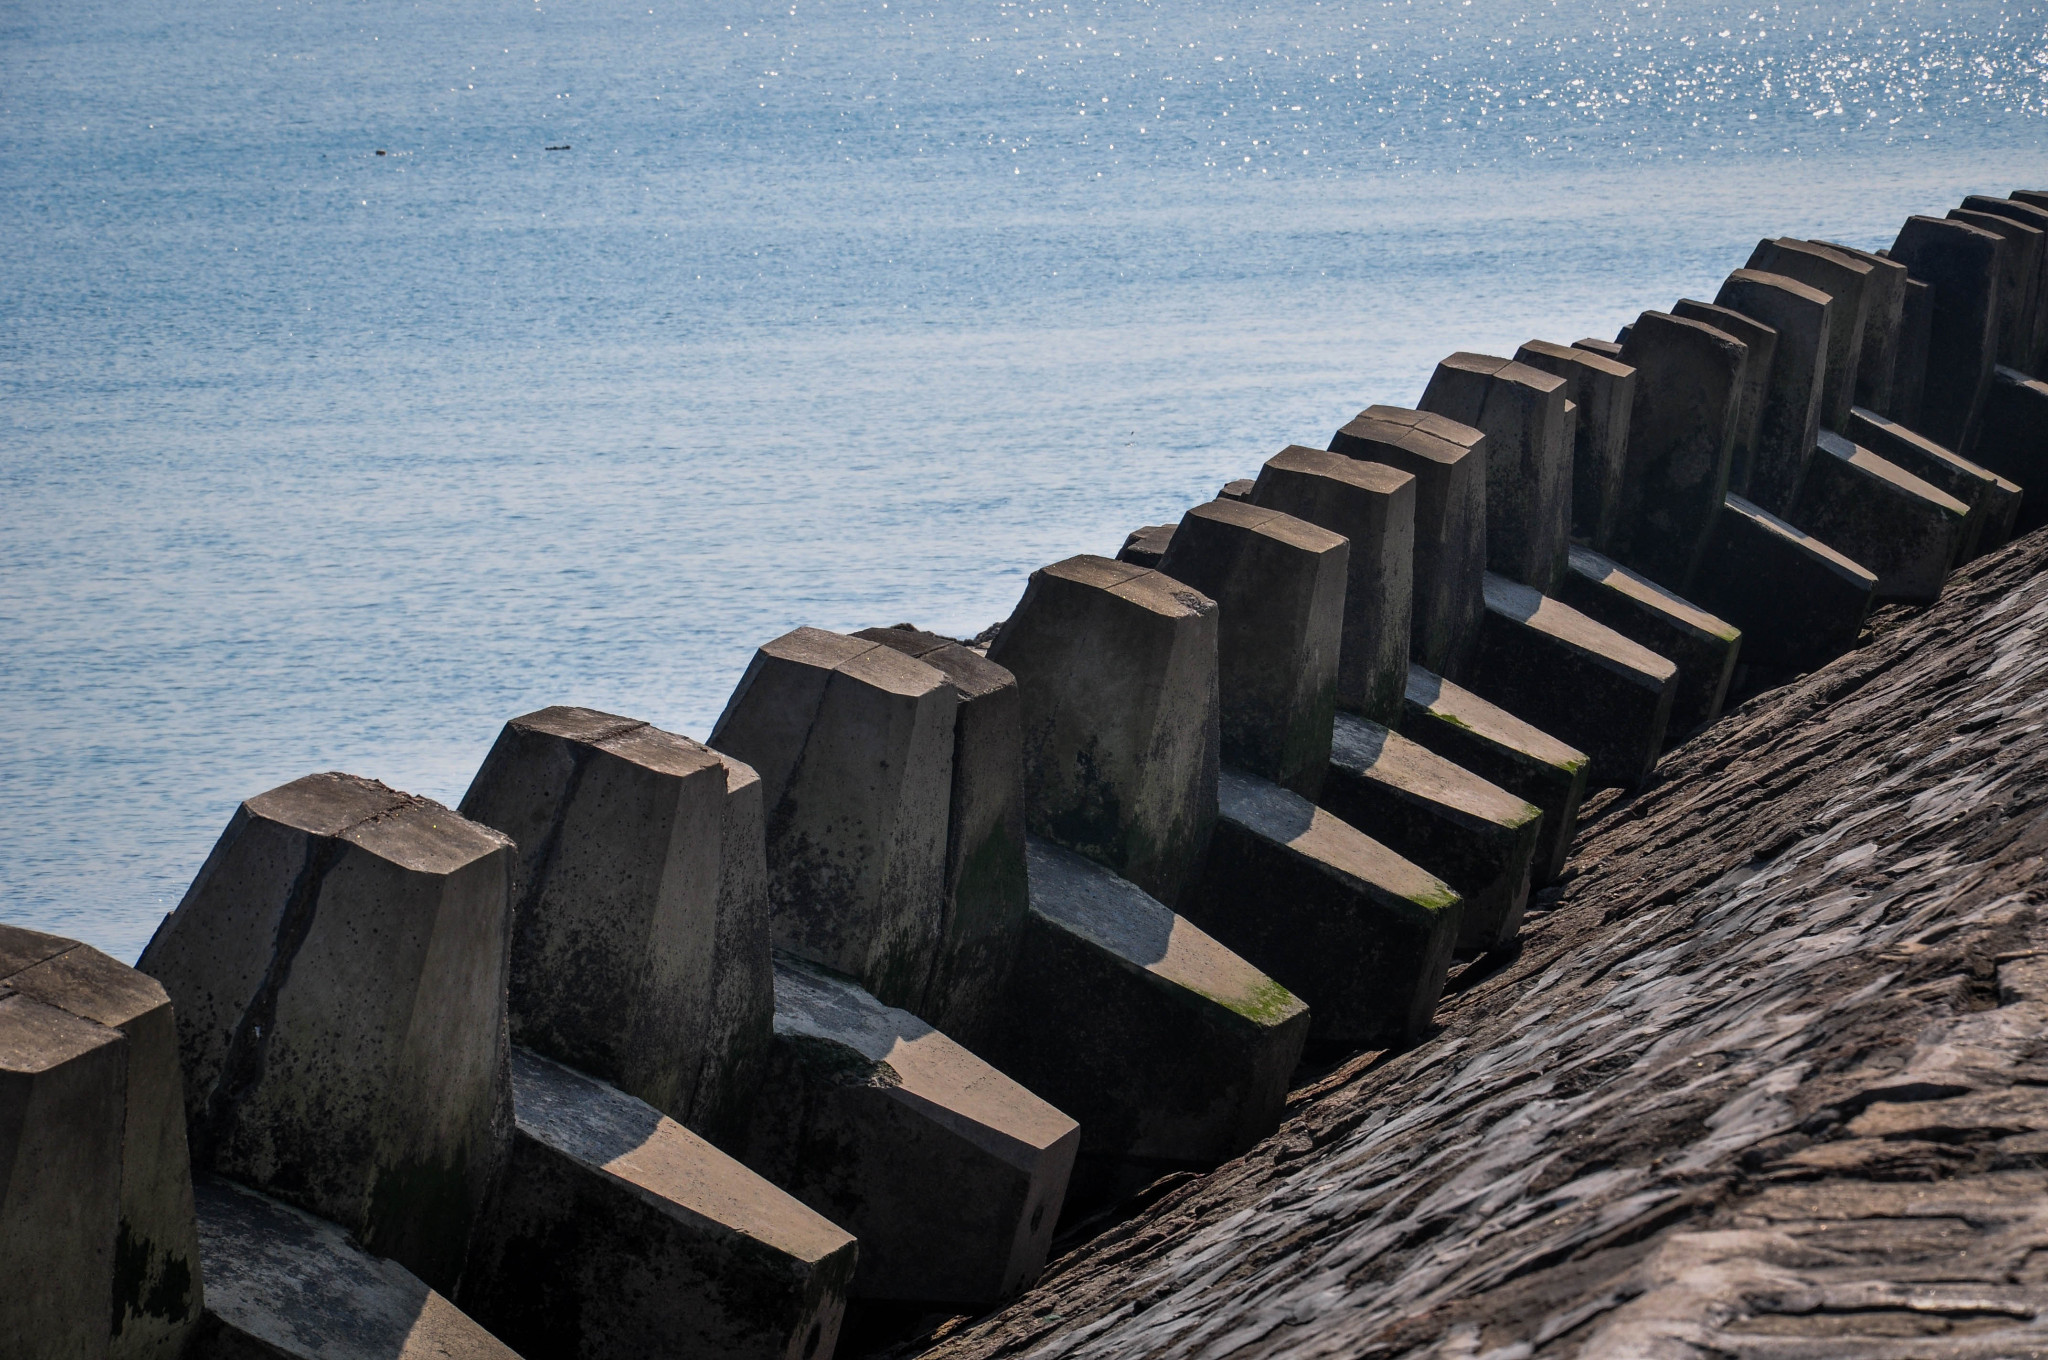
[1889,215,2005,453]
[457,1048,857,1360]
[1182,769,1460,1054]
[1609,312,1747,590]
[1846,405,2005,562]
[1556,546,1740,746]
[1687,495,1876,692]
[1714,269,1833,513]
[1812,240,1910,415]
[987,838,1306,1211]
[1670,299,1777,501]
[1467,573,1679,790]
[855,626,1031,1050]
[1891,276,1935,429]
[1115,522,1175,568]
[1418,352,1574,593]
[1968,367,2048,536]
[138,774,513,1294]
[740,955,1077,1307]
[1399,664,1588,887]
[1318,715,1541,952]
[459,707,771,1142]
[1746,237,1874,431]
[1792,430,1969,604]
[1157,499,1348,799]
[1959,194,2048,370]
[709,627,957,1011]
[187,1175,512,1360]
[1512,339,1636,550]
[1950,207,2043,372]
[1328,405,1487,680]
[1248,446,1414,729]
[987,555,1220,908]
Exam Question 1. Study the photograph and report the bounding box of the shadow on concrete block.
[1713,268,1831,515]
[1889,215,2005,453]
[1811,240,1910,417]
[1791,430,1970,604]
[1555,546,1740,747]
[1967,367,2048,536]
[1746,237,1873,431]
[1844,407,2011,563]
[1609,311,1747,590]
[1512,339,1636,551]
[1687,495,1876,698]
[1958,194,2048,371]
[1948,208,2043,373]
[1115,523,1176,569]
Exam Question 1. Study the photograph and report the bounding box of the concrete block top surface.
[1334,404,1485,466]
[1896,212,2005,253]
[1722,267,1833,313]
[1218,766,1464,916]
[0,980,124,1074]
[1328,716,1543,831]
[504,705,725,782]
[1752,235,1874,288]
[1515,337,1635,383]
[246,771,513,877]
[1266,443,1416,497]
[856,624,1018,704]
[1724,494,1881,588]
[1951,207,2044,245]
[1481,572,1680,686]
[1573,338,1626,358]
[1427,350,1567,398]
[1028,553,1215,620]
[1117,523,1177,567]
[1220,478,1258,501]
[771,953,1079,1162]
[1173,496,1350,559]
[1672,298,1777,352]
[1404,665,1589,773]
[1962,194,2048,230]
[1566,545,1741,644]
[1,922,172,1033]
[1024,837,1305,1029]
[509,1046,856,1265]
[1813,429,1972,518]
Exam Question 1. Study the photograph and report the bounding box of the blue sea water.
[2,0,2043,961]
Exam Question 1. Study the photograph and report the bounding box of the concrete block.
[1959,194,2048,370]
[1157,499,1348,797]
[1968,367,2048,536]
[1248,445,1416,727]
[187,1175,512,1360]
[1555,546,1740,745]
[855,626,1031,1049]
[1670,299,1777,498]
[1400,664,1588,886]
[1327,406,1487,679]
[1512,339,1636,550]
[137,774,513,1293]
[1686,495,1876,691]
[1892,276,1935,428]
[1466,572,1678,789]
[1713,269,1832,513]
[1889,215,2006,452]
[1608,312,1747,589]
[1219,478,1257,502]
[1791,433,1969,603]
[740,955,1077,1306]
[1318,715,1542,952]
[709,627,956,1010]
[985,838,1307,1210]
[2015,189,2048,212]
[1811,240,1910,415]
[1573,338,1626,359]
[1116,522,1175,568]
[1951,207,2043,372]
[457,1048,858,1360]
[1846,405,2007,562]
[1418,352,1574,592]
[1746,237,1874,430]
[1181,769,1460,1053]
[986,555,1219,908]
[459,708,770,1142]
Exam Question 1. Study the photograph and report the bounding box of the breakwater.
[6,186,2048,1360]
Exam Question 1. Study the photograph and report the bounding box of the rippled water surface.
[3,0,2043,959]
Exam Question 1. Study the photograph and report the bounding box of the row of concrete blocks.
[10,187,2048,1360]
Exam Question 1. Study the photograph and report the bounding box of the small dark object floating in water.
[545,144,571,151]
[375,149,387,155]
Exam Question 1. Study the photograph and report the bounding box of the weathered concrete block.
[987,555,1219,908]
[1892,275,1935,428]
[1182,769,1460,1053]
[1791,431,1969,604]
[1512,339,1636,550]
[1318,715,1542,952]
[1327,406,1487,679]
[1400,664,1588,886]
[855,626,1030,1049]
[457,1047,857,1360]
[1746,237,1874,430]
[986,838,1306,1210]
[1713,269,1832,512]
[1555,546,1740,746]
[1219,478,1257,502]
[1671,299,1777,499]
[1116,522,1175,568]
[1889,215,2006,452]
[1608,311,1747,590]
[1812,240,1910,415]
[1157,499,1348,798]
[1247,445,1416,727]
[137,774,513,1293]
[709,627,956,1010]
[1573,338,1626,359]
[1968,366,2048,536]
[1686,495,1877,691]
[459,708,771,1142]
[188,1175,513,1360]
[1951,207,2043,372]
[1846,405,2007,562]
[1959,194,2048,370]
[1467,572,1678,789]
[741,955,1077,1305]
[1418,352,1574,592]
[2015,190,2048,212]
